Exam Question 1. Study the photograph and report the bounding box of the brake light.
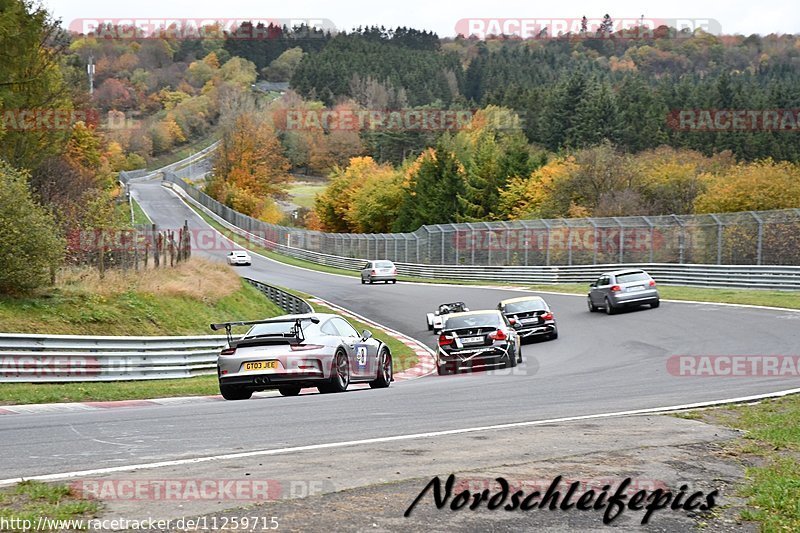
[290,344,324,351]
[489,329,507,341]
[649,280,656,287]
[542,312,554,321]
[610,285,621,292]
[371,270,377,275]
[438,334,454,346]
[220,347,236,356]
[392,268,397,274]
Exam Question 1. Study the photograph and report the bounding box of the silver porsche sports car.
[211,314,393,400]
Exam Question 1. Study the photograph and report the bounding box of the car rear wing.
[210,317,320,344]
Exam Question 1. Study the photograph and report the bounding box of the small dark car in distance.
[498,296,558,341]
[587,269,660,315]
[436,310,521,375]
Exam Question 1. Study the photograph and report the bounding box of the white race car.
[426,302,469,333]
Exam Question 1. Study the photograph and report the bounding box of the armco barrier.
[168,182,800,290]
[0,280,313,383]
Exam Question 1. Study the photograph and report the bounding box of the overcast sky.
[43,0,799,37]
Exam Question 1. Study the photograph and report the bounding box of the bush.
[0,161,65,293]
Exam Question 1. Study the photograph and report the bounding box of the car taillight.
[542,312,554,320]
[290,344,324,351]
[220,347,236,356]
[438,334,454,346]
[371,270,377,275]
[392,268,397,274]
[489,329,507,341]
[649,280,656,287]
[610,285,621,292]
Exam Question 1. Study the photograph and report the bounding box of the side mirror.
[360,330,373,341]
[590,282,596,288]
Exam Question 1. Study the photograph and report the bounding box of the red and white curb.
[0,300,435,416]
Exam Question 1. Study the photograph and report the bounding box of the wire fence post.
[542,220,551,266]
[710,214,723,265]
[751,211,763,265]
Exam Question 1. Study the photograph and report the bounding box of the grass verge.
[0,376,219,406]
[0,259,282,336]
[182,195,800,310]
[131,197,151,225]
[0,480,100,525]
[145,133,219,171]
[677,396,800,530]
[286,181,328,209]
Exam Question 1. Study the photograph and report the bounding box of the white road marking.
[4,385,800,487]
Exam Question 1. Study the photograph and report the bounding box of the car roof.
[602,269,647,276]
[499,296,545,305]
[446,310,501,319]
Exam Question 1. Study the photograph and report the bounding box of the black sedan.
[436,310,521,375]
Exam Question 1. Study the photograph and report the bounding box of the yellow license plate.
[243,361,279,371]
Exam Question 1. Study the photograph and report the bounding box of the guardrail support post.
[751,211,763,265]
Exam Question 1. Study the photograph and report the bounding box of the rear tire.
[427,320,433,331]
[369,348,392,388]
[278,385,301,397]
[437,362,452,375]
[361,278,365,284]
[392,280,397,284]
[549,330,559,340]
[604,298,617,315]
[318,351,349,393]
[587,297,598,312]
[651,300,660,308]
[219,384,252,401]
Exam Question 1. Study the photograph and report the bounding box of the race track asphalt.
[1,178,797,481]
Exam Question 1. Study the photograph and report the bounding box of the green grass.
[0,375,220,405]
[0,480,99,525]
[286,181,328,209]
[146,132,219,171]
[683,396,800,530]
[0,276,281,336]
[130,197,151,225]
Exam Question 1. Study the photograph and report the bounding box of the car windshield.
[503,299,546,313]
[234,251,247,256]
[445,313,502,330]
[375,261,394,268]
[616,272,650,283]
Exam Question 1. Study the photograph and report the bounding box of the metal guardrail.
[0,279,312,383]
[245,279,313,314]
[170,183,800,290]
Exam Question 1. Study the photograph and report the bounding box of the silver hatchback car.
[587,269,660,315]
[361,260,397,284]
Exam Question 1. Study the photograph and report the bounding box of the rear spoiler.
[211,317,320,344]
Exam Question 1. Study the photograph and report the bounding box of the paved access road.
[1,179,797,482]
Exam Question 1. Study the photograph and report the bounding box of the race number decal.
[356,346,368,367]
